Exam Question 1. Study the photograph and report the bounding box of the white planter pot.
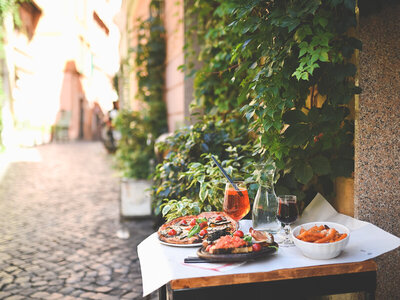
[120,178,152,217]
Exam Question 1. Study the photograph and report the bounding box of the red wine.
[277,201,298,224]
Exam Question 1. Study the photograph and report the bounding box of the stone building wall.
[356,3,400,299]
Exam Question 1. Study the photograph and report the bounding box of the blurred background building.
[115,0,191,132]
[1,0,121,146]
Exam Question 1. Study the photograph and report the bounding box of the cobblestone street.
[0,142,157,299]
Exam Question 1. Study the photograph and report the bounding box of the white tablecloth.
[137,194,400,296]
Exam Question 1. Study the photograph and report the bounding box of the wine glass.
[277,195,298,246]
[223,181,250,222]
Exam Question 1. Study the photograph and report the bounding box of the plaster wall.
[122,0,187,133]
[164,0,185,132]
[356,4,400,299]
[128,0,151,112]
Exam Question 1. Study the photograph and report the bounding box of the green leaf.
[283,110,308,125]
[300,72,309,80]
[294,26,312,42]
[310,155,331,175]
[245,109,255,121]
[318,17,328,28]
[243,235,252,242]
[187,224,200,238]
[320,51,329,62]
[275,185,291,196]
[294,162,313,184]
[284,124,310,146]
[287,19,300,32]
[162,204,171,216]
[196,217,207,224]
[299,48,307,58]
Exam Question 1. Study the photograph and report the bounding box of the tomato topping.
[168,229,177,236]
[199,221,208,229]
[252,243,262,252]
[215,215,222,221]
[214,236,247,249]
[199,229,207,236]
[181,219,187,225]
[190,219,197,226]
[233,230,244,238]
[206,245,212,252]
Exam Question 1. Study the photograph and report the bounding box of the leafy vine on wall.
[114,0,167,179]
[229,0,359,206]
[134,0,167,141]
[153,0,360,218]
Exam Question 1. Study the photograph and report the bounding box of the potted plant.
[114,0,167,218]
[113,110,153,217]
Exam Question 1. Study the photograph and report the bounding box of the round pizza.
[157,211,238,245]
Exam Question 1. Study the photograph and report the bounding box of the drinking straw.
[211,155,244,197]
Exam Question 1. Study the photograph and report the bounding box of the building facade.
[1,0,121,146]
[116,0,193,132]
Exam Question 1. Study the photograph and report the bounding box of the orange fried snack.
[315,228,337,243]
[296,225,347,243]
[333,233,348,242]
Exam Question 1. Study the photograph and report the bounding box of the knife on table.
[184,257,235,264]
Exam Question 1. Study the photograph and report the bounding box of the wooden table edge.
[169,259,377,290]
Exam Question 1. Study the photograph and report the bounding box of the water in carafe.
[252,185,281,233]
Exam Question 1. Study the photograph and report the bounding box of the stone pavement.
[0,142,158,299]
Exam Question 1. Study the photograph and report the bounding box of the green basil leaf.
[196,218,207,224]
[187,225,200,238]
[243,235,252,243]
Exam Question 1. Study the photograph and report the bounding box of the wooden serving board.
[197,243,278,262]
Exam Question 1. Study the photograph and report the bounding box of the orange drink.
[223,182,250,221]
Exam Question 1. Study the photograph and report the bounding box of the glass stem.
[283,224,291,242]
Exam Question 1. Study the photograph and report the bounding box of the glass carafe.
[252,168,281,233]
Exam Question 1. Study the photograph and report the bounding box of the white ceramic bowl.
[292,221,350,260]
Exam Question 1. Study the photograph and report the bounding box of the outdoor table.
[138,194,400,299]
[160,259,377,300]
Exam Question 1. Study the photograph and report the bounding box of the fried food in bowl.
[292,221,350,259]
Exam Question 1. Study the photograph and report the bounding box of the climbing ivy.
[153,0,360,217]
[134,0,167,141]
[183,1,244,118]
[229,0,360,205]
[114,0,167,179]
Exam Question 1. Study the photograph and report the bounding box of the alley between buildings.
[0,142,156,300]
